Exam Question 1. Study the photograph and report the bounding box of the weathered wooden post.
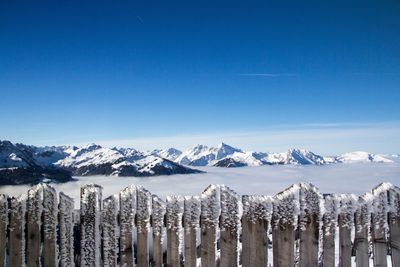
[102,195,118,267]
[137,186,152,267]
[59,192,75,267]
[43,184,58,267]
[80,184,102,266]
[9,194,26,267]
[272,184,298,267]
[0,194,7,266]
[27,185,43,267]
[322,194,338,267]
[183,196,200,267]
[152,195,166,267]
[388,185,400,266]
[166,195,184,267]
[298,183,321,267]
[337,194,357,267]
[119,185,137,266]
[220,186,241,267]
[354,194,370,267]
[371,183,391,267]
[201,184,221,267]
[242,195,272,267]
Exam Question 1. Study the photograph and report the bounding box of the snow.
[337,151,393,163]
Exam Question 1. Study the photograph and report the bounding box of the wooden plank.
[0,194,7,266]
[9,195,26,267]
[152,196,166,267]
[388,186,400,267]
[27,185,43,267]
[80,184,102,266]
[371,184,389,267]
[201,185,221,267]
[43,184,58,267]
[337,194,357,267]
[102,195,118,267]
[220,186,241,267]
[241,195,272,267]
[355,196,370,267]
[137,186,152,267]
[272,184,299,267]
[298,184,321,267]
[183,196,200,267]
[119,185,137,267]
[166,195,184,267]
[322,195,337,267]
[59,192,75,267]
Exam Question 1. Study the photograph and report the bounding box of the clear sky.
[1,1,400,154]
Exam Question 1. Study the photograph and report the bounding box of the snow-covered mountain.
[0,140,200,185]
[0,140,395,185]
[170,143,394,167]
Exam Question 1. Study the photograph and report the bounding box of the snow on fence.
[0,183,399,266]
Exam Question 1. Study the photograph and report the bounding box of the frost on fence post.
[337,194,357,267]
[220,186,242,267]
[152,195,166,267]
[166,195,184,267]
[27,184,43,267]
[298,183,322,267]
[59,192,75,267]
[183,196,200,267]
[371,182,396,267]
[321,194,338,267]
[0,194,7,266]
[43,184,58,267]
[136,186,152,266]
[354,193,371,267]
[242,194,272,267]
[201,184,221,267]
[119,185,137,267]
[80,184,102,267]
[102,195,118,267]
[388,184,400,266]
[9,194,26,267]
[272,184,299,267]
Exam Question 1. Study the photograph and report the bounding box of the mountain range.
[0,140,397,185]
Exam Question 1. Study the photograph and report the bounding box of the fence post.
[184,196,200,267]
[166,195,184,267]
[337,194,357,267]
[102,195,118,267]
[80,184,102,266]
[119,185,137,266]
[322,194,337,267]
[354,195,370,267]
[152,195,166,267]
[299,183,321,267]
[242,195,272,267]
[59,192,75,267]
[27,185,43,267]
[137,186,152,267]
[9,195,26,267]
[0,194,7,266]
[272,184,298,267]
[371,183,391,267]
[43,184,58,267]
[388,186,400,266]
[201,184,221,267]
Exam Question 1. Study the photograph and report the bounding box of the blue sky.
[1,1,400,153]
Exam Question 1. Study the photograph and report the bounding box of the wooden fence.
[0,182,399,266]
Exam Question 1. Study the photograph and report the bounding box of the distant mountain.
[175,143,242,166]
[0,140,395,185]
[0,140,201,185]
[170,143,394,168]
